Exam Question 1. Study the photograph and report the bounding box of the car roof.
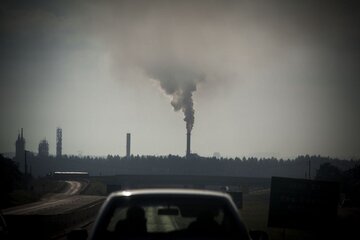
[109,188,231,199]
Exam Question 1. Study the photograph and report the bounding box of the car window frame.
[90,193,250,240]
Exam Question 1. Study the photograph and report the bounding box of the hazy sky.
[1,0,359,159]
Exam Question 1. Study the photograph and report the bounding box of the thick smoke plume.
[145,62,204,132]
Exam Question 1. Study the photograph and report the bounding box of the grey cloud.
[88,0,360,135]
[1,0,359,157]
[145,61,205,132]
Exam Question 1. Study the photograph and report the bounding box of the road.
[3,180,105,240]
[146,207,192,232]
[64,180,83,195]
[3,180,89,215]
[104,206,191,235]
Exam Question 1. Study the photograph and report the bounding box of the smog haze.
[1,0,359,159]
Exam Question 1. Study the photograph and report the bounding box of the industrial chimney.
[186,130,191,158]
[126,133,131,160]
[56,128,62,159]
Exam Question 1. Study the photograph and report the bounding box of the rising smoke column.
[145,62,204,133]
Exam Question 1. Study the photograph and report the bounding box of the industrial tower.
[15,128,26,172]
[126,133,131,160]
[186,130,191,158]
[56,128,62,158]
[38,139,49,157]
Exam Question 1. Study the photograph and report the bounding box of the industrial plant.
[38,139,49,157]
[13,124,198,176]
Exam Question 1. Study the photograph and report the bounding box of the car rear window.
[107,204,225,233]
[100,195,245,239]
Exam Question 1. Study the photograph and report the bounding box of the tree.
[0,154,23,207]
[342,164,360,206]
[315,163,342,181]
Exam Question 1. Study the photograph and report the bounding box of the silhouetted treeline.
[0,154,26,208]
[18,153,359,178]
[316,162,360,206]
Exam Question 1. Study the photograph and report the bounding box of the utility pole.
[24,150,30,190]
[24,150,28,176]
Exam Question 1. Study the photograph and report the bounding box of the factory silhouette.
[15,127,64,174]
[12,128,358,179]
[14,125,195,174]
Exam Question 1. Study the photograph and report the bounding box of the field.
[240,189,352,240]
[81,180,107,196]
[8,179,68,206]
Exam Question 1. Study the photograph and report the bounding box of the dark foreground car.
[0,211,9,240]
[71,189,267,240]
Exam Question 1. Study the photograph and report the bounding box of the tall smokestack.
[186,130,191,158]
[56,128,62,159]
[126,133,131,160]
